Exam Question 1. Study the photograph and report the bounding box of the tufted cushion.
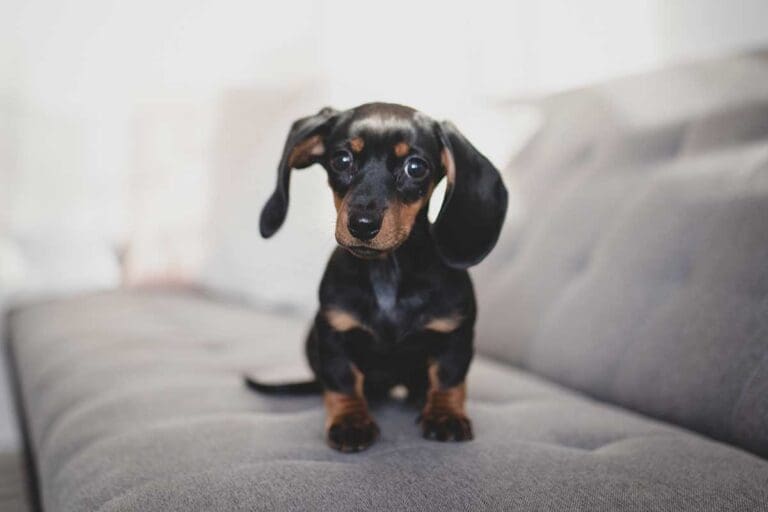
[7,290,768,511]
[474,51,768,458]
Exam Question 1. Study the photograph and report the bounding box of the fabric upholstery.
[7,290,768,512]
[474,51,768,459]
[0,451,32,512]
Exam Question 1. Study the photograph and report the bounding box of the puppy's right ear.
[260,107,339,238]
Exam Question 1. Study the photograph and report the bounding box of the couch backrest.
[474,51,768,458]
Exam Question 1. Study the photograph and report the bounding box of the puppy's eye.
[404,156,429,180]
[330,150,353,172]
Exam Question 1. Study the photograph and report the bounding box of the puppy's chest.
[370,266,399,320]
[365,268,447,342]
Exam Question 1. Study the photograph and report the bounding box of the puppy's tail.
[244,376,323,395]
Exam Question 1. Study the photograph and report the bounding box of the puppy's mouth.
[344,245,387,259]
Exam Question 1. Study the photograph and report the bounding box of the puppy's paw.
[326,415,380,453]
[419,413,473,442]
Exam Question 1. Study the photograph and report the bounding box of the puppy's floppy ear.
[260,107,339,238]
[431,121,508,269]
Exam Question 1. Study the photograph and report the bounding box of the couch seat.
[7,290,768,511]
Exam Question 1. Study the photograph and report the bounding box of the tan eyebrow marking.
[350,137,365,153]
[394,142,410,157]
[424,313,464,333]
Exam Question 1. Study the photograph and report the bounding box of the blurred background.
[2,0,768,450]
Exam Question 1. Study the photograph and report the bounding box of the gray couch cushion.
[0,452,32,512]
[8,291,768,511]
[474,52,768,459]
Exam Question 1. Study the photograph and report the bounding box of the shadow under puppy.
[246,103,508,452]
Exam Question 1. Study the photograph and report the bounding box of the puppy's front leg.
[420,323,474,442]
[311,313,379,452]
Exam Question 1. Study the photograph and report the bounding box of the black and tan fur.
[247,102,508,452]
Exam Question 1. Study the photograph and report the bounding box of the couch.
[5,51,768,511]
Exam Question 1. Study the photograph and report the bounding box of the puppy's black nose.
[348,213,381,241]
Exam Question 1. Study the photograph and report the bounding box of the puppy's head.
[260,102,507,269]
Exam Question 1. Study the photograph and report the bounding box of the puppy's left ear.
[431,121,508,269]
[260,107,339,238]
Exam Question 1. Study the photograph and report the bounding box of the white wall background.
[1,0,768,310]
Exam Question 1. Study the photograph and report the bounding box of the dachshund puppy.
[246,103,507,452]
